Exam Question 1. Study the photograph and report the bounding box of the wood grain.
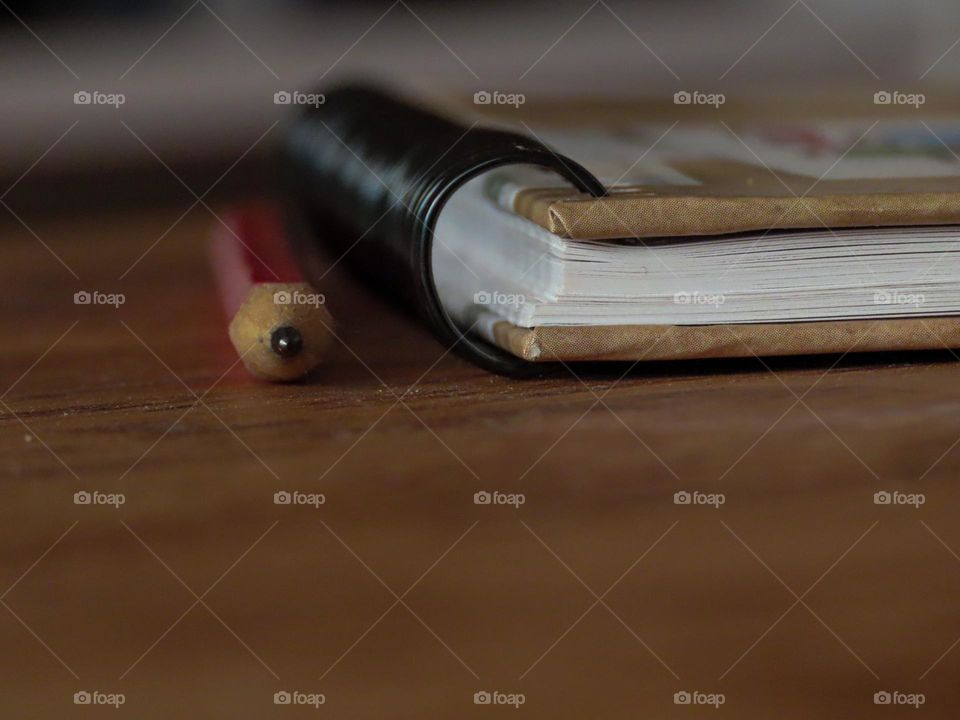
[2,206,960,718]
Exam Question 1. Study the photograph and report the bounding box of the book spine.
[277,84,605,375]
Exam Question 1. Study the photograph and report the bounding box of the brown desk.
[2,207,960,718]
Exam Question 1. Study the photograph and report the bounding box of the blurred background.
[2,0,958,212]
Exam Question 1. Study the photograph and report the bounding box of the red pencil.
[209,204,333,381]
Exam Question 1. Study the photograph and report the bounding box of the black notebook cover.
[278,84,606,376]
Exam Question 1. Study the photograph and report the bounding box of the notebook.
[279,84,960,375]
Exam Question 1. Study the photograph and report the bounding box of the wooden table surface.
[3,206,960,718]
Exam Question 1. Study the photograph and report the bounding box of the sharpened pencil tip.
[270,325,303,358]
